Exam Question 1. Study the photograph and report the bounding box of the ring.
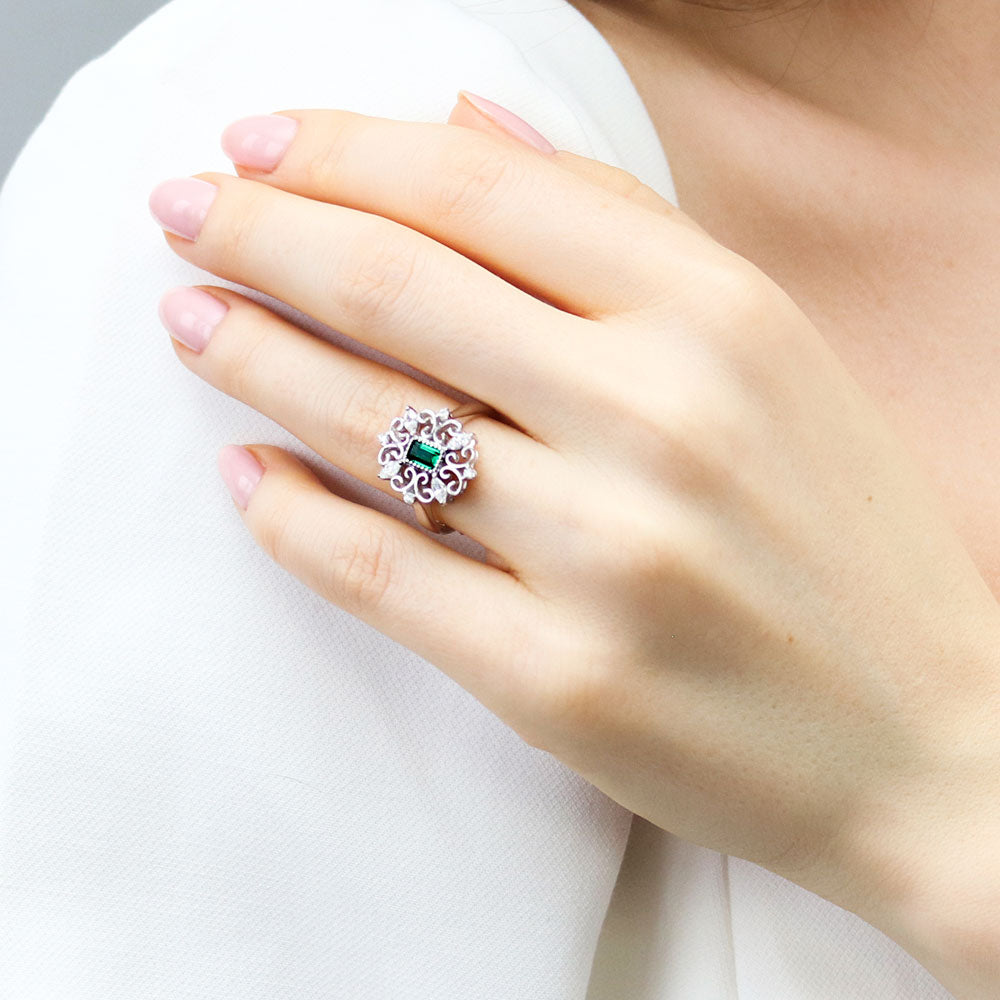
[376,401,492,534]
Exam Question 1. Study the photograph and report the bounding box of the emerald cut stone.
[406,439,441,470]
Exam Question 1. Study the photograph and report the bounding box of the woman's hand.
[149,95,1000,994]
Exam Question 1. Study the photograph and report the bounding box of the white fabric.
[0,0,955,996]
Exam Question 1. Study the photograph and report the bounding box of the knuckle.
[300,114,356,190]
[321,520,400,615]
[660,389,749,489]
[699,254,812,378]
[251,483,401,618]
[226,323,274,403]
[425,136,523,227]
[639,247,779,341]
[578,353,750,497]
[697,254,793,349]
[607,167,647,202]
[595,505,686,591]
[218,183,271,264]
[254,481,305,570]
[316,368,404,460]
[689,250,766,316]
[525,645,619,755]
[542,664,610,731]
[333,219,425,327]
[660,403,752,500]
[605,168,678,219]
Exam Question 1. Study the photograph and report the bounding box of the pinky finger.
[217,442,546,731]
[447,93,709,234]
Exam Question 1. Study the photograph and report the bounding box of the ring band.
[376,401,493,534]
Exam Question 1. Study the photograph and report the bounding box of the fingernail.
[456,91,556,154]
[218,445,265,510]
[221,114,299,172]
[148,177,218,240]
[158,286,229,353]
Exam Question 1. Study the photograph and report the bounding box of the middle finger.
[149,172,591,445]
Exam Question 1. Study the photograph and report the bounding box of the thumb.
[448,90,708,234]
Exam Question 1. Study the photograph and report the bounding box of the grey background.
[1,0,168,187]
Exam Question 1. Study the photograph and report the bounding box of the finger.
[161,283,561,562]
[446,92,709,235]
[222,442,550,737]
[149,172,588,442]
[217,107,720,318]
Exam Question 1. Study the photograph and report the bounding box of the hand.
[149,95,1000,993]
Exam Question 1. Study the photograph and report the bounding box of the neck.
[570,0,1000,160]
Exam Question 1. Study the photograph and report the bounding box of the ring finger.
[159,283,562,562]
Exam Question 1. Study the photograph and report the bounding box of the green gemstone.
[406,439,441,470]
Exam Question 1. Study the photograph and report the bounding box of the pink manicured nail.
[218,445,265,510]
[456,91,556,154]
[158,286,229,353]
[221,114,299,172]
[148,177,218,240]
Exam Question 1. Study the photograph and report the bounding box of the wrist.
[896,875,1000,1000]
[860,823,1000,1000]
[828,629,1000,998]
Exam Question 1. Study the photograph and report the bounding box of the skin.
[149,12,1000,995]
[567,0,1000,597]
[560,4,1000,983]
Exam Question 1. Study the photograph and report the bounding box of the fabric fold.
[0,2,640,996]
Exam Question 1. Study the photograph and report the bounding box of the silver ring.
[376,402,490,534]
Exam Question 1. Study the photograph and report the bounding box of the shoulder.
[0,0,583,271]
[4,0,546,195]
[61,0,492,120]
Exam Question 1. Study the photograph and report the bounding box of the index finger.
[219,107,714,319]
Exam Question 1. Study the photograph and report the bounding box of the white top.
[0,0,954,996]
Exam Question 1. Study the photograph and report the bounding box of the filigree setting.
[376,405,479,505]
